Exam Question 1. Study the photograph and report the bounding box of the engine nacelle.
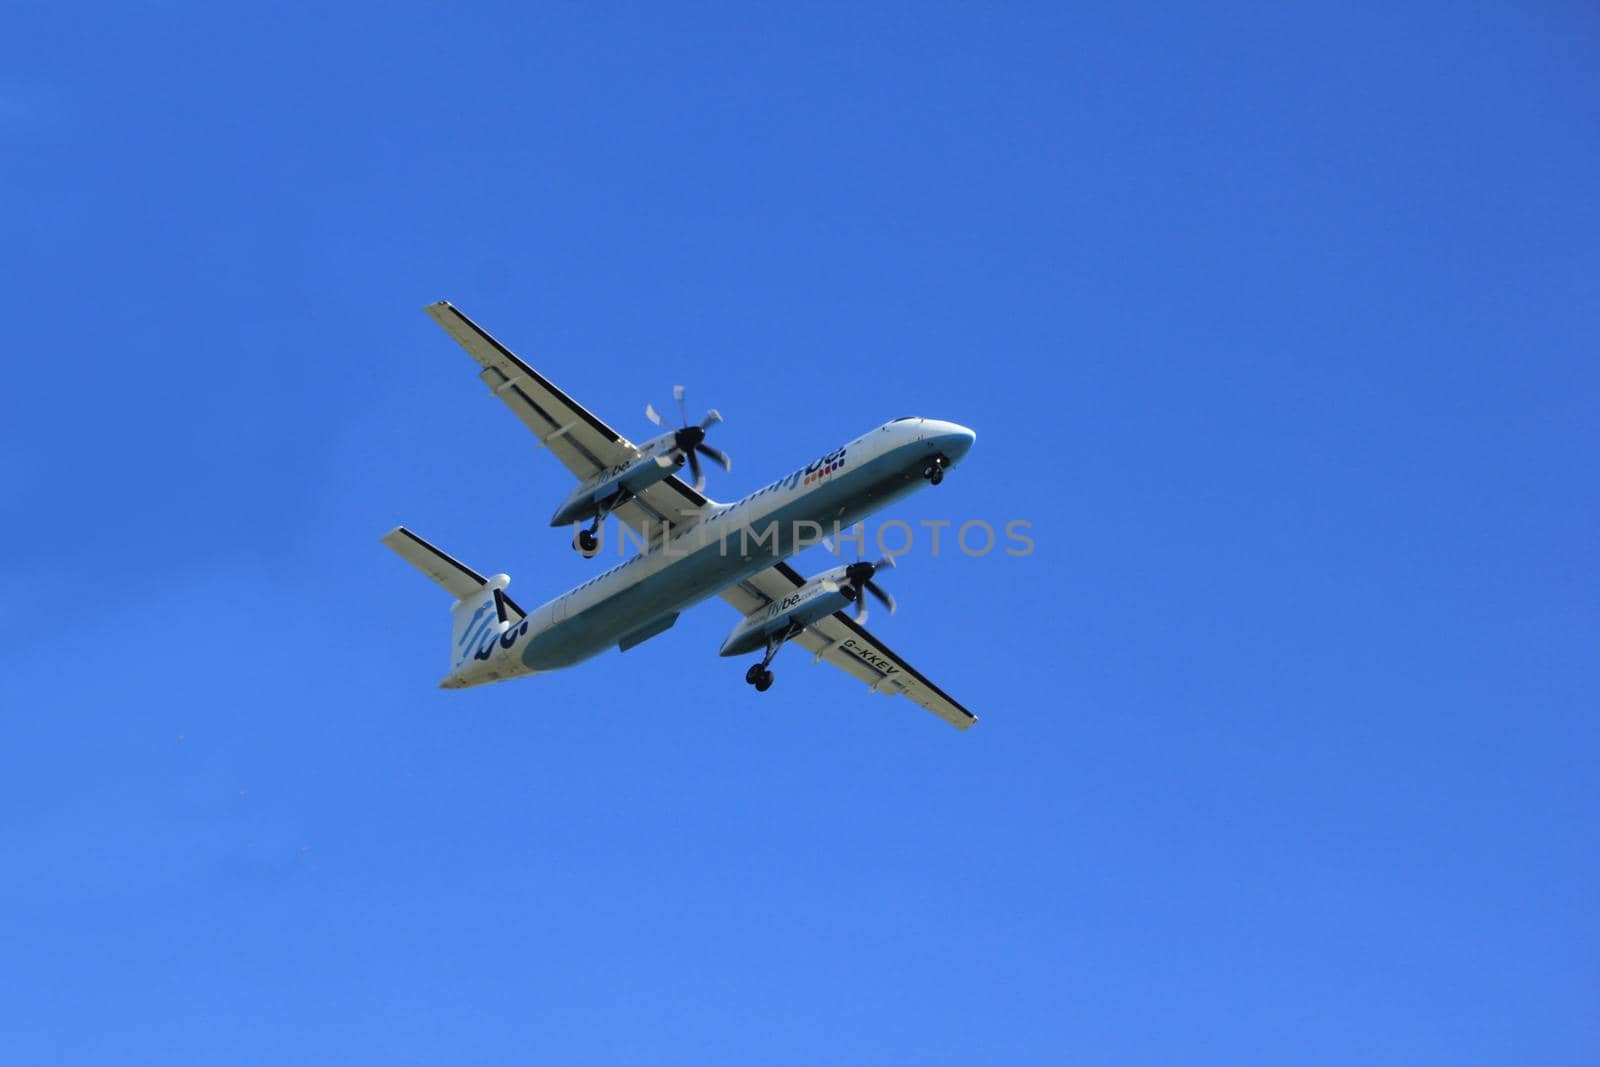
[549,438,686,527]
[718,568,854,656]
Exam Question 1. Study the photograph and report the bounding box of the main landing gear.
[745,662,774,692]
[923,452,951,485]
[745,629,795,693]
[573,491,627,558]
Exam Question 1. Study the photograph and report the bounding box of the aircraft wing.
[719,563,979,730]
[424,302,711,535]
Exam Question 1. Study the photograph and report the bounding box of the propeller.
[645,385,731,491]
[841,553,897,624]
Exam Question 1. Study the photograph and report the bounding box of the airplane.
[382,302,979,729]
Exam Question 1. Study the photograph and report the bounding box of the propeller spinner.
[841,554,897,623]
[645,384,732,491]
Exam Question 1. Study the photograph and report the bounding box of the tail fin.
[381,527,527,678]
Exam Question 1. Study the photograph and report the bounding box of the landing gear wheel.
[575,528,600,556]
[747,631,788,691]
[923,463,945,485]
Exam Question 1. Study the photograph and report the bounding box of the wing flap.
[425,302,636,479]
[797,614,977,730]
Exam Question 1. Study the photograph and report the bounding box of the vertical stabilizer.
[381,527,526,680]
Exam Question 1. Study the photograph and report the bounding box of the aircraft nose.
[923,420,976,466]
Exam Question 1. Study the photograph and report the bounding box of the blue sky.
[3,2,1597,1063]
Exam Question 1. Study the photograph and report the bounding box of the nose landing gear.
[922,453,950,485]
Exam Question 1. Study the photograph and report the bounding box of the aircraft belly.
[520,446,927,672]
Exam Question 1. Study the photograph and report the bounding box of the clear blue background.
[3,2,1596,1063]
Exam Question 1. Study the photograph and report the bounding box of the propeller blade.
[673,385,688,426]
[695,442,732,472]
[854,597,868,623]
[865,580,896,615]
[645,402,664,427]
[700,409,722,430]
[687,448,705,491]
[822,536,836,555]
[874,555,896,571]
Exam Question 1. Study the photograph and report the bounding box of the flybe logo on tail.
[455,601,530,666]
[455,602,497,666]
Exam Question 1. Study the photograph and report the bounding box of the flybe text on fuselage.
[714,444,849,518]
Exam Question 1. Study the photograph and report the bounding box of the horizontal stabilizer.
[381,526,526,617]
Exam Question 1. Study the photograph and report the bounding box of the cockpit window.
[891,416,918,422]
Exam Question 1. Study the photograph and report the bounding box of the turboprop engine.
[554,385,733,557]
[549,450,685,528]
[719,556,898,659]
